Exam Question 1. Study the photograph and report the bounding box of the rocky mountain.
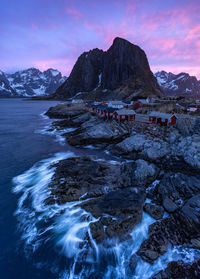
[0,70,17,97]
[0,68,66,97]
[155,71,200,97]
[55,37,162,100]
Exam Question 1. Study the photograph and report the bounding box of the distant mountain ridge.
[0,68,67,97]
[54,37,162,100]
[155,71,200,98]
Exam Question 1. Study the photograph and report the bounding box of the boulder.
[163,197,178,213]
[144,203,164,220]
[111,134,147,155]
[143,140,170,161]
[133,159,158,186]
[66,120,129,146]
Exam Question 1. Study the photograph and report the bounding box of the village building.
[72,99,84,104]
[105,107,116,119]
[108,101,126,109]
[113,109,136,122]
[95,105,107,117]
[149,112,177,126]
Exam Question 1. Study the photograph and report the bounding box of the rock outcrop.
[55,37,162,100]
[46,156,161,243]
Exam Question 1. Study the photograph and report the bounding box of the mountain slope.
[155,71,200,97]
[0,70,17,97]
[55,37,162,100]
[0,68,67,97]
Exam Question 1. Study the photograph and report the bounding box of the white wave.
[35,123,77,145]
[40,111,49,120]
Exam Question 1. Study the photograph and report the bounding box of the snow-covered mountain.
[155,71,200,97]
[0,68,67,97]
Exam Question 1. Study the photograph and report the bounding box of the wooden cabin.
[113,109,136,122]
[149,112,177,126]
[105,107,116,119]
[108,101,126,109]
[95,105,107,118]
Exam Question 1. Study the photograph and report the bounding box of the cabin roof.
[116,109,136,115]
[108,101,126,105]
[149,112,177,119]
[106,107,116,113]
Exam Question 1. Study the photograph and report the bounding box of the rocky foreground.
[45,104,200,278]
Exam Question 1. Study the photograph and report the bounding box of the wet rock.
[51,112,92,130]
[45,104,86,118]
[47,156,159,206]
[47,156,122,204]
[129,254,139,272]
[138,195,200,263]
[144,203,164,220]
[149,172,200,209]
[81,187,146,243]
[152,259,200,279]
[163,197,178,213]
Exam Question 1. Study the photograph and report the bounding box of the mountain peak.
[0,68,66,97]
[55,37,162,99]
[155,71,200,97]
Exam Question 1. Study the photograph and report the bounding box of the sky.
[1,0,200,78]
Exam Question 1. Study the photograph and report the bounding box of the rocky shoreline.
[45,103,200,278]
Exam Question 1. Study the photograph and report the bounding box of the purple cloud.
[1,0,200,78]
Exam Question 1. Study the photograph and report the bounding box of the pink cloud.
[185,24,200,41]
[66,7,82,20]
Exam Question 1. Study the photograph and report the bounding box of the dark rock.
[45,104,86,119]
[138,195,200,263]
[51,112,92,129]
[129,254,139,272]
[144,203,164,220]
[148,172,200,209]
[55,37,162,99]
[163,197,178,213]
[81,187,146,243]
[47,156,158,206]
[55,48,104,99]
[46,156,122,204]
[152,259,200,279]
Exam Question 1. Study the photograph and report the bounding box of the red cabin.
[112,109,136,122]
[149,112,177,126]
